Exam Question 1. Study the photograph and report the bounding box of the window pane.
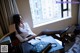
[63,11,67,17]
[68,0,71,17]
[63,0,67,9]
[29,0,71,27]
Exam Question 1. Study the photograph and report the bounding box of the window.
[29,0,71,28]
[61,0,71,17]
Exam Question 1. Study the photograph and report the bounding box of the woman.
[13,14,69,43]
[13,14,36,42]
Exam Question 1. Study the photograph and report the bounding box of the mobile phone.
[26,35,32,38]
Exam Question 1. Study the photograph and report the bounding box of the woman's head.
[13,14,22,34]
[13,14,21,25]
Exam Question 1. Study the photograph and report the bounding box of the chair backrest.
[60,26,70,36]
[66,25,76,33]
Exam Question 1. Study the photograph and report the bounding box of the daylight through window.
[29,0,71,28]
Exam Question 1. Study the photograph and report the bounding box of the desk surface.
[39,36,63,52]
[21,36,63,53]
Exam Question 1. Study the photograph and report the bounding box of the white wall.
[78,4,80,24]
[16,0,78,34]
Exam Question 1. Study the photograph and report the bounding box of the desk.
[21,36,63,53]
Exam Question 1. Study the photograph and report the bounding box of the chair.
[9,32,22,53]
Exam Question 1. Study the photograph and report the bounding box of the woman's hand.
[27,35,37,40]
[24,38,28,41]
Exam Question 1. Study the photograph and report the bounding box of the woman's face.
[20,16,23,23]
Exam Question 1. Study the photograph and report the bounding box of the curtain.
[0,26,3,38]
[0,0,19,35]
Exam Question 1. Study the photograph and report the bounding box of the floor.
[53,34,80,53]
[65,34,80,53]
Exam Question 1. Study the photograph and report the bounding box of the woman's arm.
[27,35,37,40]
[25,23,36,35]
[16,34,28,42]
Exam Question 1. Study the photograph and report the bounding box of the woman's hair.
[13,14,22,34]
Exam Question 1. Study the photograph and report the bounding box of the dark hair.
[13,14,22,34]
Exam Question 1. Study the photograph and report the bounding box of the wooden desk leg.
[59,42,65,53]
[59,48,65,53]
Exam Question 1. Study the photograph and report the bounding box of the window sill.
[33,16,71,28]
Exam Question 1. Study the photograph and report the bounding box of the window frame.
[61,0,69,17]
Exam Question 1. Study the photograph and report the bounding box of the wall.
[16,0,78,34]
[78,4,80,24]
